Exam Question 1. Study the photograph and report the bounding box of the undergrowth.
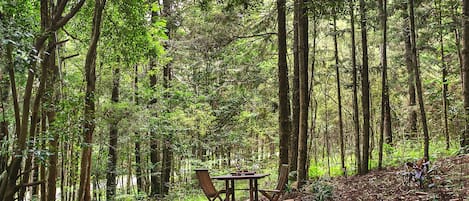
[308,138,458,178]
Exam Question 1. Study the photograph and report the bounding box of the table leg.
[254,179,258,201]
[231,179,235,201]
[249,179,254,201]
[225,180,230,201]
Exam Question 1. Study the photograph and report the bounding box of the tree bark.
[40,113,47,201]
[307,14,318,174]
[297,0,309,188]
[402,3,417,138]
[462,0,469,151]
[290,0,300,174]
[77,0,106,200]
[161,0,173,195]
[378,0,391,169]
[106,66,120,201]
[333,11,346,175]
[349,0,361,174]
[45,32,60,201]
[0,61,8,174]
[134,64,143,193]
[359,0,371,174]
[149,7,162,197]
[438,0,450,150]
[277,0,291,173]
[409,0,430,159]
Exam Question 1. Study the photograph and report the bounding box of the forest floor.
[282,154,469,201]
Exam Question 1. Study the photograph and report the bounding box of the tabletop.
[211,173,270,180]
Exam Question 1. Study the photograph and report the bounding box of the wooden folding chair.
[195,169,227,201]
[259,164,289,201]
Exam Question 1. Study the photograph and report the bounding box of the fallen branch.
[415,191,428,195]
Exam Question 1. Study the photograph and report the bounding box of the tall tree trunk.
[40,112,47,201]
[161,0,173,196]
[134,64,143,193]
[349,0,361,174]
[106,66,120,201]
[333,12,346,175]
[290,0,300,174]
[46,32,60,201]
[455,28,464,90]
[438,0,450,150]
[409,0,430,159]
[378,0,391,169]
[307,15,318,174]
[0,65,8,174]
[1,1,84,200]
[277,0,291,173]
[20,26,58,201]
[1,43,19,200]
[149,7,162,197]
[77,1,106,200]
[323,77,331,176]
[403,3,417,138]
[359,0,370,174]
[462,0,469,151]
[297,0,309,188]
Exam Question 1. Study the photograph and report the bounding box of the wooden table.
[212,173,269,201]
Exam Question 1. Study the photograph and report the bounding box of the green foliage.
[308,180,333,201]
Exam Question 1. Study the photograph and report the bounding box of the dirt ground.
[283,154,469,201]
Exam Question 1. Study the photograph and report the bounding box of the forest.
[0,0,468,200]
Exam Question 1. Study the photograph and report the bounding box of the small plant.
[309,180,333,201]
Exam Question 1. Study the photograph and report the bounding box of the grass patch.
[309,138,459,178]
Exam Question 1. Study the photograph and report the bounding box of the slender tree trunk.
[1,1,84,200]
[438,0,450,150]
[333,12,346,175]
[77,1,106,200]
[323,77,331,176]
[349,0,361,174]
[134,64,143,193]
[277,0,291,173]
[378,0,385,169]
[462,0,469,151]
[383,0,392,146]
[307,15,318,174]
[46,32,60,201]
[149,60,161,196]
[359,0,371,174]
[149,7,162,196]
[403,4,417,138]
[409,0,430,159]
[290,0,300,174]
[297,0,309,188]
[106,66,120,201]
[378,0,391,169]
[456,28,464,90]
[20,27,57,201]
[307,99,317,171]
[40,113,47,201]
[0,65,8,174]
[161,0,173,195]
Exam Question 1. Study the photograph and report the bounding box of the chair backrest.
[275,164,289,191]
[195,169,218,198]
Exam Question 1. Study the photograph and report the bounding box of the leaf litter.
[282,154,468,201]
